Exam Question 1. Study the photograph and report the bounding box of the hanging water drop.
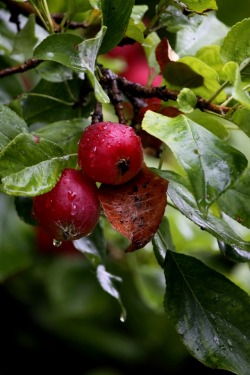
[53,238,62,247]
[120,309,127,323]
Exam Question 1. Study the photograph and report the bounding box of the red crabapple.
[78,122,144,185]
[32,168,100,242]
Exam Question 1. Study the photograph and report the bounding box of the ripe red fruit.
[32,168,100,242]
[78,122,144,185]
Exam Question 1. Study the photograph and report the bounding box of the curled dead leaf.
[98,163,168,252]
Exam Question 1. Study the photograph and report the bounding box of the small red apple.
[107,42,162,86]
[78,122,144,185]
[32,168,100,241]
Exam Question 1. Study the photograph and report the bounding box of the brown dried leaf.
[155,37,179,75]
[98,163,168,252]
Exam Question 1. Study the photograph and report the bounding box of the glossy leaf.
[164,251,250,374]
[152,215,175,268]
[230,107,250,137]
[36,61,74,83]
[218,167,250,229]
[166,56,226,103]
[99,0,134,54]
[0,105,28,152]
[11,14,38,62]
[98,164,168,252]
[220,18,250,64]
[176,12,229,57]
[0,133,71,196]
[177,88,197,113]
[156,169,250,261]
[180,0,217,13]
[163,60,204,88]
[68,0,93,14]
[142,112,247,214]
[22,79,84,126]
[223,61,250,109]
[32,118,89,154]
[125,5,147,43]
[195,45,228,82]
[33,30,109,103]
[187,109,229,140]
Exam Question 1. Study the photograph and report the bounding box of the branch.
[0,58,42,78]
[100,67,231,115]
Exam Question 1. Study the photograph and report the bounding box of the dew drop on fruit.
[68,191,77,201]
[53,239,62,247]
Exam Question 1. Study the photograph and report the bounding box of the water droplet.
[213,336,220,345]
[68,191,77,201]
[120,310,127,323]
[71,204,77,215]
[93,146,97,152]
[53,239,62,247]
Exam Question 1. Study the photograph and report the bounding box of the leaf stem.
[17,93,75,106]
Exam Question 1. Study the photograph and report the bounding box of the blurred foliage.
[1,1,250,374]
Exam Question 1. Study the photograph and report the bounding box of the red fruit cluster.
[32,122,144,244]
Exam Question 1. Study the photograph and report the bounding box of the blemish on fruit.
[117,158,130,176]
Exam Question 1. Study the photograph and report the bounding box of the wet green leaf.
[0,133,71,196]
[99,0,134,54]
[156,169,250,261]
[0,105,28,152]
[164,251,250,374]
[142,112,247,214]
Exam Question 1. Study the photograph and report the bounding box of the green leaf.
[99,0,134,54]
[125,5,147,43]
[153,215,175,268]
[223,61,250,109]
[177,88,197,113]
[11,14,38,62]
[36,61,74,83]
[33,30,109,103]
[22,79,84,126]
[143,32,161,78]
[164,251,250,374]
[0,105,28,152]
[34,33,84,70]
[230,107,250,137]
[195,45,228,82]
[218,168,250,229]
[0,133,71,196]
[156,169,250,261]
[176,12,229,57]
[178,0,217,13]
[142,112,247,214]
[32,118,89,154]
[187,109,229,139]
[163,61,204,88]
[166,56,226,103]
[14,196,37,225]
[220,18,250,65]
[0,194,33,282]
[68,0,93,14]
